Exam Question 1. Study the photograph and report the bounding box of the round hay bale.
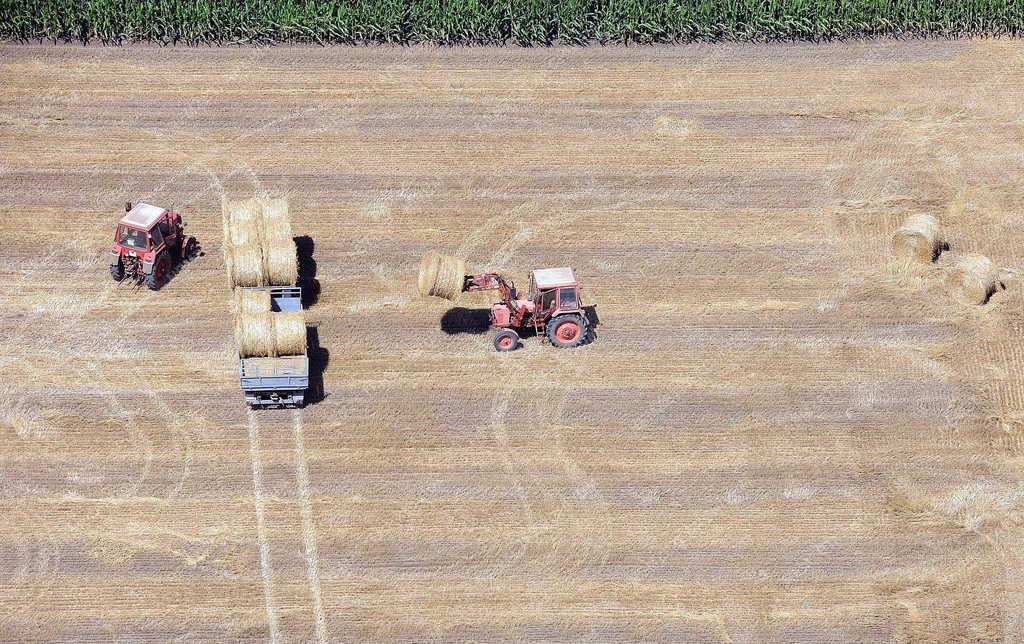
[261,198,298,286]
[224,199,268,288]
[235,288,271,315]
[265,242,298,286]
[232,213,265,287]
[236,312,276,358]
[418,252,442,297]
[273,312,307,356]
[946,254,997,305]
[892,214,941,263]
[418,252,466,300]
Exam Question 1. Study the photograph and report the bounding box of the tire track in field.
[246,410,281,644]
[292,408,328,643]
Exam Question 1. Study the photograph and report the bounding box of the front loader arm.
[464,272,516,306]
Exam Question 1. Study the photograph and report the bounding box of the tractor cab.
[530,267,582,318]
[109,202,196,290]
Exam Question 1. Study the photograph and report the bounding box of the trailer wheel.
[109,262,124,282]
[546,314,587,348]
[145,251,171,290]
[493,329,520,352]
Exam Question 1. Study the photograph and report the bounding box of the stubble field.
[1,41,1023,641]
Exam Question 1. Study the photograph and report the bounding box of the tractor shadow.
[582,304,600,345]
[306,325,329,405]
[154,241,204,290]
[295,235,320,309]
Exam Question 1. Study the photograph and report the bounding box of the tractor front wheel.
[493,329,520,352]
[145,251,171,290]
[109,262,124,282]
[546,314,587,349]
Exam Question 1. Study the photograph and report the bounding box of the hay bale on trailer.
[236,311,277,358]
[946,254,998,305]
[892,214,942,263]
[418,252,467,300]
[273,312,307,356]
[234,288,271,314]
[223,198,267,288]
[261,198,298,286]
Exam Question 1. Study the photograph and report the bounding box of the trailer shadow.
[295,235,320,309]
[306,325,328,405]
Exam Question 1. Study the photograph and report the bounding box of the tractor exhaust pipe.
[125,201,133,212]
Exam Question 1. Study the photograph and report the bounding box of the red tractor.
[108,202,197,290]
[466,266,589,352]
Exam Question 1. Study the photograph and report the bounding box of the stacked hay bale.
[235,309,307,358]
[222,197,298,288]
[262,197,299,286]
[418,251,467,300]
[223,197,305,357]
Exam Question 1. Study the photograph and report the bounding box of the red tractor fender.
[179,234,196,259]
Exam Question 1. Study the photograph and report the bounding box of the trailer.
[238,286,308,408]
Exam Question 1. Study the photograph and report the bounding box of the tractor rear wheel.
[493,329,520,352]
[546,314,587,348]
[109,262,124,282]
[145,251,171,290]
[181,236,198,260]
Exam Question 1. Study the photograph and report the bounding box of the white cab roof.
[120,202,166,229]
[532,267,576,289]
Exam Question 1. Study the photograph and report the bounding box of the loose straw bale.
[273,312,307,356]
[418,252,466,300]
[892,214,941,263]
[235,288,271,315]
[946,254,997,305]
[261,198,298,286]
[236,312,277,358]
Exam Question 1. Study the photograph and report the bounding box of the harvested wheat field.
[2,41,1024,642]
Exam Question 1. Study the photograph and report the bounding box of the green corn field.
[1,0,1022,45]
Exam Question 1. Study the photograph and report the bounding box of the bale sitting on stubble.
[418,252,467,300]
[946,254,998,305]
[892,214,941,263]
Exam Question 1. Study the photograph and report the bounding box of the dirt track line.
[247,410,281,644]
[292,409,328,643]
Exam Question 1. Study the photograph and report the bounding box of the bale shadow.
[932,241,951,262]
[440,307,492,335]
[305,325,328,405]
[295,235,320,308]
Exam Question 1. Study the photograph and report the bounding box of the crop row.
[3,0,1024,45]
